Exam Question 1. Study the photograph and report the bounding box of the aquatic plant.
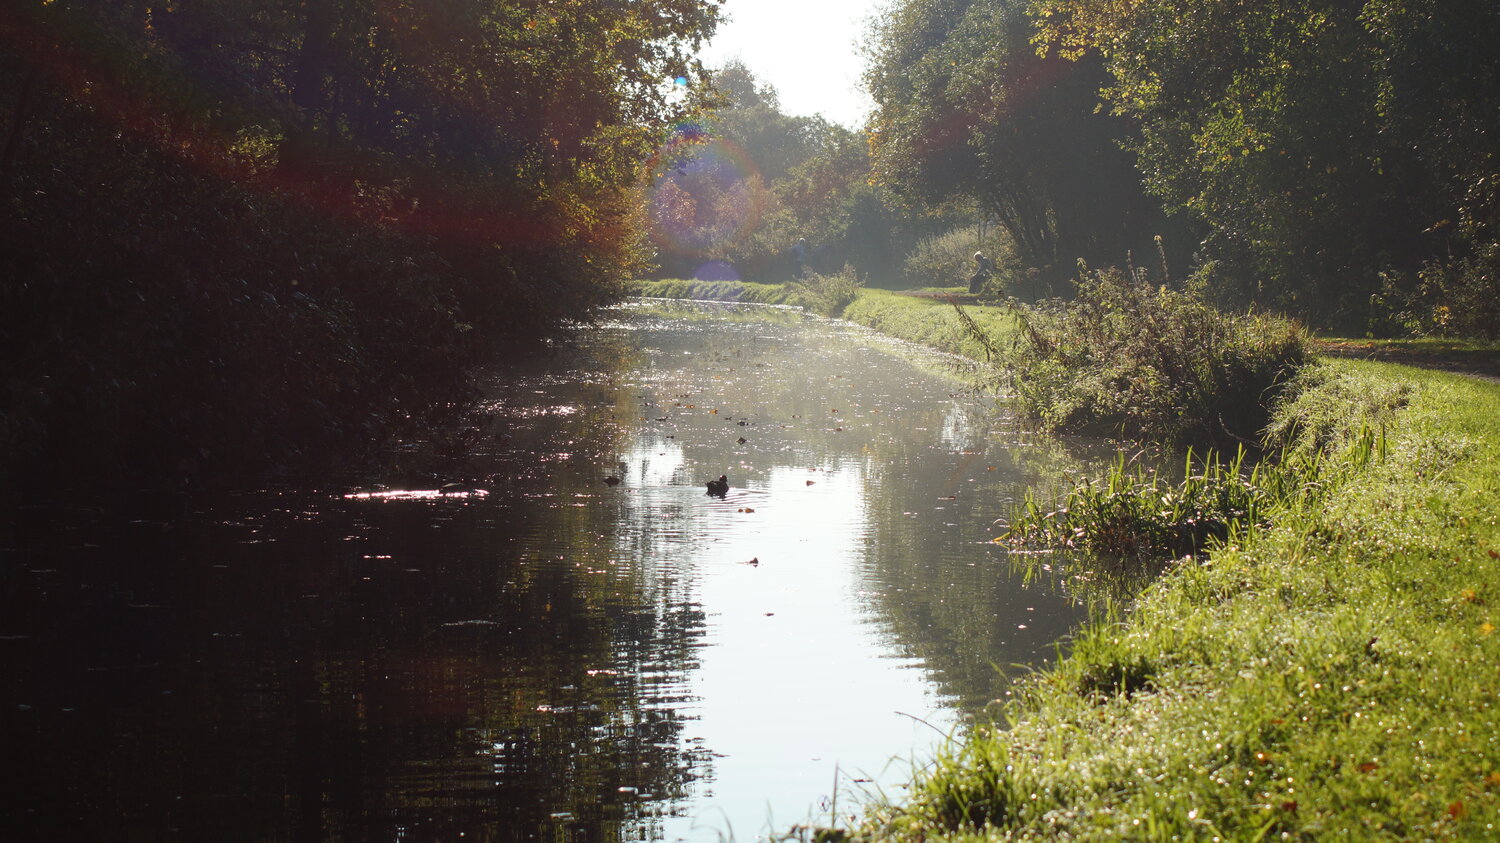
[999,448,1278,561]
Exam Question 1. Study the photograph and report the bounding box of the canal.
[1,300,1099,840]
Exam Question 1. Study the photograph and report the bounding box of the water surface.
[1,301,1094,840]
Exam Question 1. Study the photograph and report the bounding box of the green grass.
[835,289,1016,360]
[850,359,1500,840]
[1318,337,1500,355]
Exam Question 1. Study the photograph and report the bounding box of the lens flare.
[645,123,767,260]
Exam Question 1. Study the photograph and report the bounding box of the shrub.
[1402,249,1500,340]
[788,265,863,316]
[997,267,1310,444]
[902,225,1012,290]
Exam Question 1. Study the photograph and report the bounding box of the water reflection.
[0,301,1098,841]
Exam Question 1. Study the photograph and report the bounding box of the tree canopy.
[645,61,922,285]
[864,0,1182,287]
[0,0,723,491]
[867,0,1500,334]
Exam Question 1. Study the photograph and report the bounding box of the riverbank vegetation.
[850,359,1500,839]
[0,0,720,496]
[999,267,1310,445]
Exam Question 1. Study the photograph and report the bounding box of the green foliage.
[1032,0,1500,334]
[0,0,721,492]
[1380,248,1500,340]
[651,64,922,286]
[998,267,1310,444]
[865,0,1187,284]
[788,266,865,317]
[902,224,1013,290]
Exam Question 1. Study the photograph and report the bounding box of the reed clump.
[998,445,1348,562]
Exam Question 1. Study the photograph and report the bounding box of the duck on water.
[705,475,729,497]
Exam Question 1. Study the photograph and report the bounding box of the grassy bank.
[629,281,1017,360]
[852,359,1500,839]
[628,278,800,306]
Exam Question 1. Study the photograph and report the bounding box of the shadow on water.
[1,300,1121,840]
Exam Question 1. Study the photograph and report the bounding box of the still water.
[1,301,1095,841]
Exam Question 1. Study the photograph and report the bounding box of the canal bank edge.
[850,358,1500,839]
[628,281,1020,361]
[627,280,1500,838]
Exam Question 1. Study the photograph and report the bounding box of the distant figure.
[791,238,808,276]
[706,475,729,497]
[969,251,994,295]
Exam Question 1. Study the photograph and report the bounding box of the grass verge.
[852,359,1500,839]
[628,278,799,306]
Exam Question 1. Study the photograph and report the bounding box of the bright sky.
[699,0,885,129]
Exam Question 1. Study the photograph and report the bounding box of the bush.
[1392,248,1500,340]
[902,225,1012,291]
[998,267,1310,444]
[788,265,863,316]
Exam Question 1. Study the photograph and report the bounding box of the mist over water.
[1,301,1093,841]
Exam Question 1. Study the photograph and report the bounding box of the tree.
[1032,0,1500,333]
[0,0,724,490]
[864,0,1178,286]
[645,62,919,284]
